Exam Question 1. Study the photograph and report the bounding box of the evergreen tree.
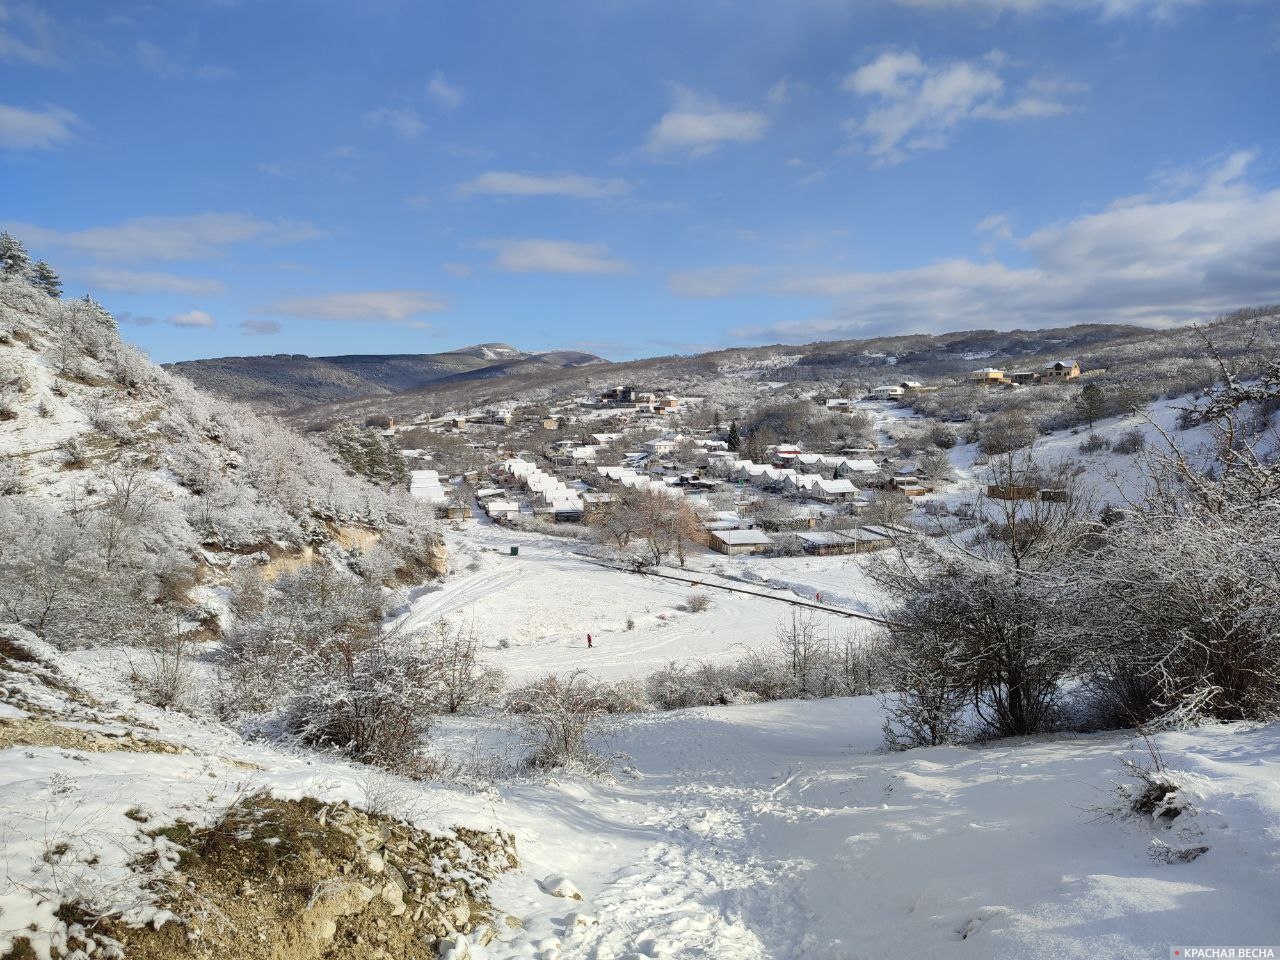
[0,232,31,277]
[727,420,740,452]
[31,261,62,298]
[1075,382,1106,430]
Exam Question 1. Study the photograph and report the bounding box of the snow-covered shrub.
[419,619,506,714]
[1072,353,1280,727]
[873,456,1094,745]
[507,671,625,774]
[220,566,437,773]
[1079,432,1110,453]
[129,618,199,711]
[1111,427,1146,455]
[680,592,712,613]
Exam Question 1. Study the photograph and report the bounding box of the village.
[384,358,1088,564]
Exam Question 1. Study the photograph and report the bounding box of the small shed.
[708,528,774,556]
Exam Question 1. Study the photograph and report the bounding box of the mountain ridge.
[166,342,609,412]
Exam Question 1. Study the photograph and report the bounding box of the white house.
[871,384,905,400]
[409,469,446,503]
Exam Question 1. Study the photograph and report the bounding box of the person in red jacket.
[587,633,593,649]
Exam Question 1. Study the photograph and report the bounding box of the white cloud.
[166,309,215,329]
[365,105,426,140]
[643,88,768,158]
[238,319,281,335]
[455,171,632,199]
[80,267,226,296]
[735,151,1280,340]
[975,212,1014,239]
[668,266,760,298]
[842,51,1080,163]
[441,262,473,277]
[481,239,631,275]
[0,2,61,66]
[766,78,794,107]
[0,102,76,149]
[894,0,1204,18]
[426,70,463,109]
[262,290,446,326]
[6,213,325,262]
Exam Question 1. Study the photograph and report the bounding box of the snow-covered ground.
[479,701,1280,960]
[9,639,1280,960]
[393,519,886,682]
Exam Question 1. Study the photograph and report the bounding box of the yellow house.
[1043,360,1081,381]
[969,367,1007,385]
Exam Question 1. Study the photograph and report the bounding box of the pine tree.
[31,261,62,298]
[1075,383,1106,430]
[727,420,740,452]
[0,232,31,277]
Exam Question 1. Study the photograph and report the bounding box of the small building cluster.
[969,360,1081,388]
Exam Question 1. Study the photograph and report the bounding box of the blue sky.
[3,0,1279,363]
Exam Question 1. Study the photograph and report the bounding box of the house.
[824,398,853,410]
[987,483,1040,500]
[808,477,859,502]
[541,417,560,431]
[1043,359,1081,381]
[794,527,895,556]
[771,444,803,462]
[602,386,637,404]
[898,380,924,392]
[837,458,880,477]
[643,436,681,456]
[708,528,774,556]
[485,499,521,521]
[1009,371,1040,385]
[409,470,447,504]
[970,367,1008,386]
[891,476,929,496]
[449,417,468,431]
[871,384,905,400]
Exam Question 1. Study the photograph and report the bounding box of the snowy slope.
[444,700,1280,960]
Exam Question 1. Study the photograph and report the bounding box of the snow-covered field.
[393,519,886,682]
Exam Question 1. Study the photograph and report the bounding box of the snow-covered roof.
[711,529,773,546]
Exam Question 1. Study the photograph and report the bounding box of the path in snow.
[461,699,1280,960]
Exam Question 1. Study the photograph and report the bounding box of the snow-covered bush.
[873,456,1094,745]
[507,671,627,774]
[219,566,438,772]
[419,619,506,714]
[1111,427,1146,455]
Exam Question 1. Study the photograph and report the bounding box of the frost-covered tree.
[873,455,1094,743]
[30,260,61,298]
[0,232,31,277]
[1071,341,1280,726]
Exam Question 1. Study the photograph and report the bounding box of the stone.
[538,875,583,901]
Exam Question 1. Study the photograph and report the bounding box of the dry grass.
[62,795,519,960]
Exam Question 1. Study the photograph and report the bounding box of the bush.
[1079,432,1110,453]
[507,671,625,774]
[681,592,712,613]
[1111,427,1146,455]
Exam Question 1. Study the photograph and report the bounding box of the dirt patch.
[63,795,519,960]
[0,718,186,754]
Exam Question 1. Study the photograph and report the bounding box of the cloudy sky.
[3,0,1279,362]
